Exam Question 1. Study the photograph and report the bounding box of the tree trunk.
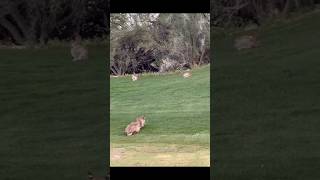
[198,45,206,65]
[282,0,291,17]
[39,31,49,46]
[39,22,49,46]
[25,18,38,47]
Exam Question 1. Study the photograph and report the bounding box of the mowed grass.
[110,65,210,166]
[0,45,108,180]
[213,11,320,179]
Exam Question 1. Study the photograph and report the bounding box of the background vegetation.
[110,13,210,75]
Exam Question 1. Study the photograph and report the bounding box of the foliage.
[110,13,210,75]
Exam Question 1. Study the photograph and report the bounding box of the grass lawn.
[110,65,210,166]
[0,45,108,180]
[212,10,320,179]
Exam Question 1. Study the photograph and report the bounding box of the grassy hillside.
[0,46,108,180]
[213,10,320,179]
[110,66,210,166]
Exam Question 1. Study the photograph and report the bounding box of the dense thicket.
[110,13,210,75]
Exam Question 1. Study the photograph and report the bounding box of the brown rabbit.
[135,116,146,127]
[234,34,258,50]
[125,122,141,136]
[70,33,88,62]
[124,116,146,136]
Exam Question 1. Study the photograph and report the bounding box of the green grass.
[212,10,320,179]
[0,45,108,179]
[110,66,210,166]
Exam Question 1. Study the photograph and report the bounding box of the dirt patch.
[111,147,126,161]
[110,143,210,167]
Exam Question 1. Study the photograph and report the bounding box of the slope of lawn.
[212,10,320,180]
[110,65,210,166]
[0,45,108,180]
